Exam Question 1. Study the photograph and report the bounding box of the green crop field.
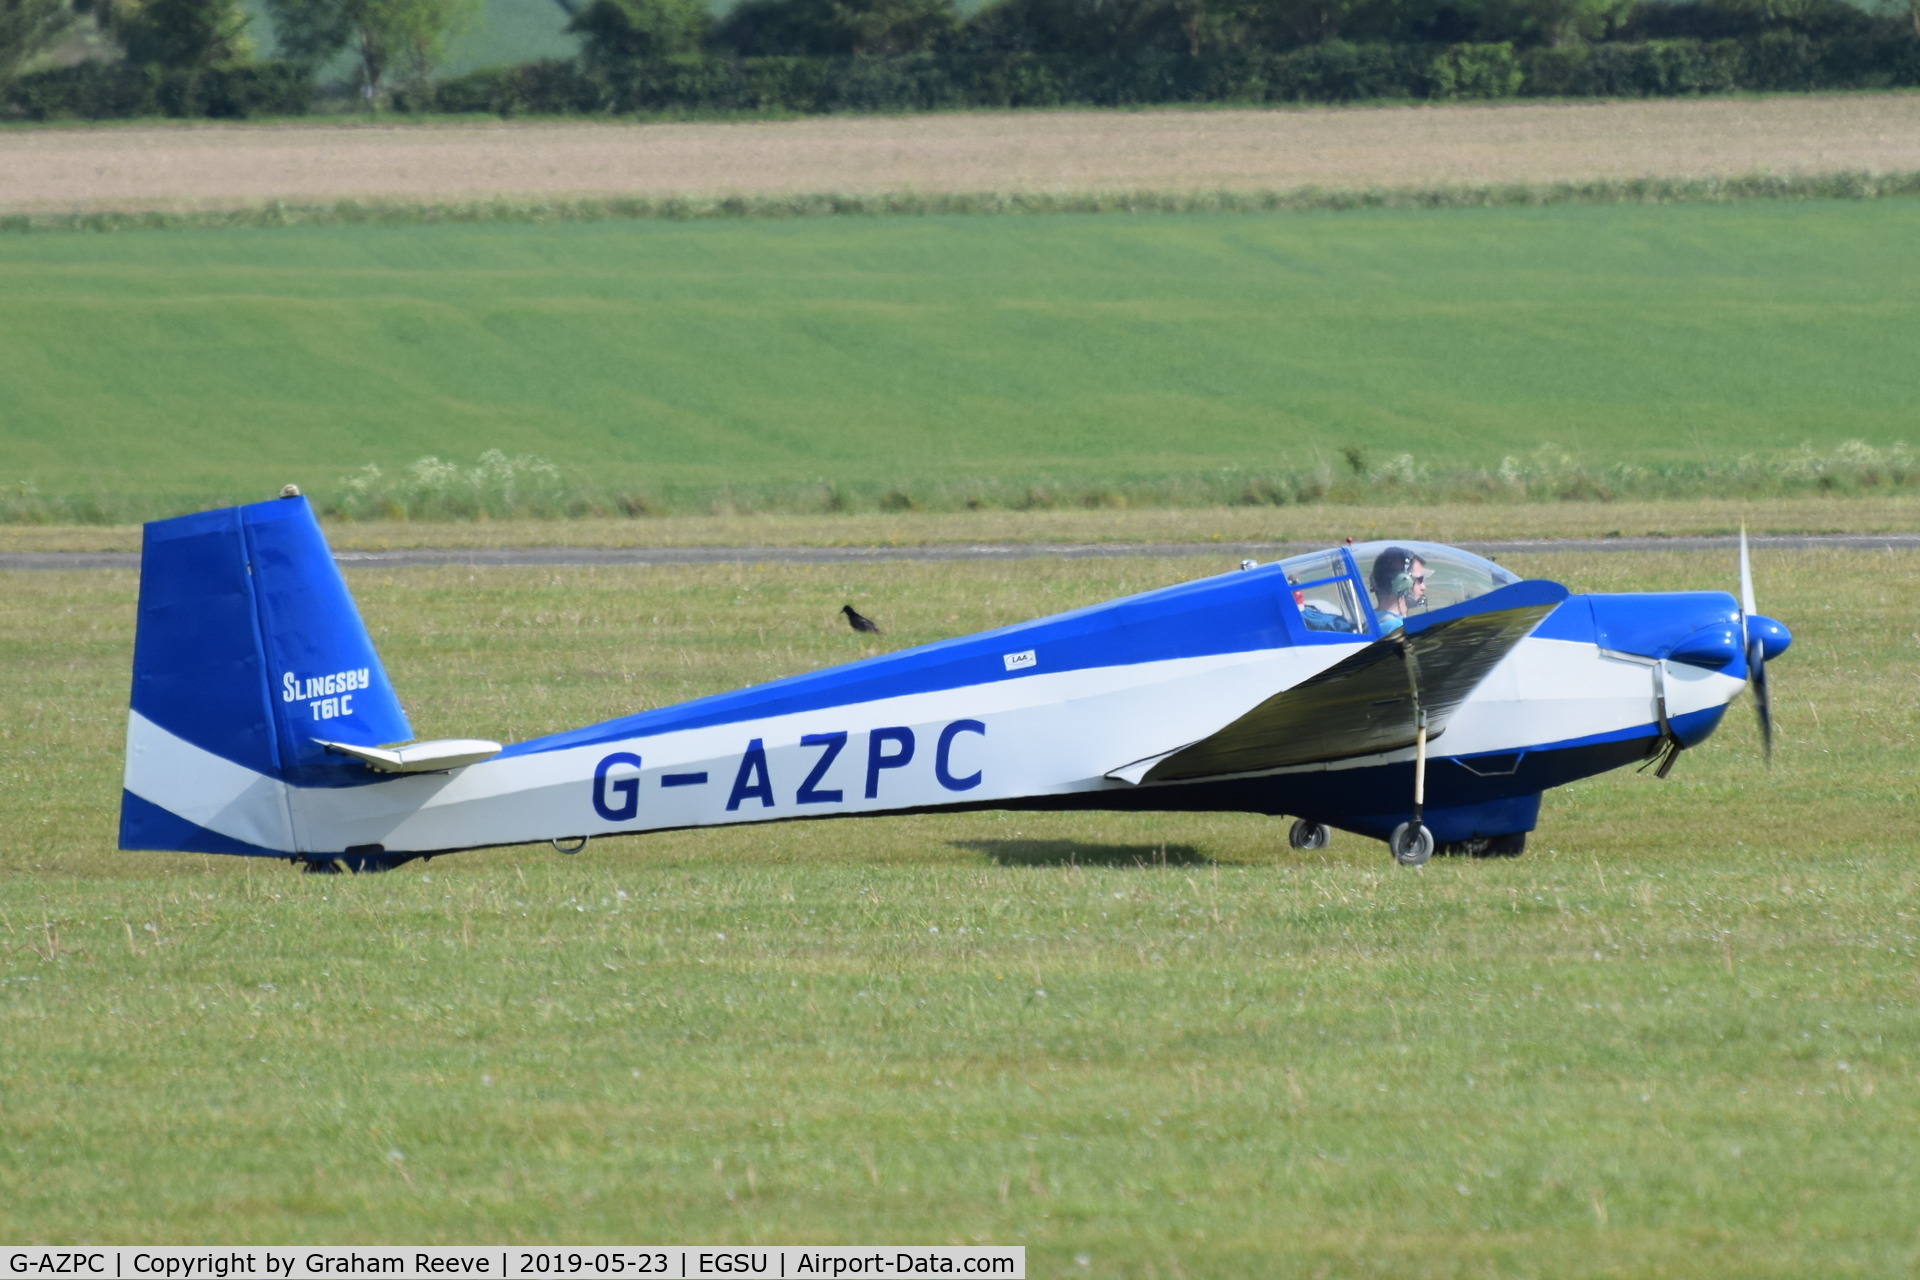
[4,199,1918,522]
[3,547,1916,1268]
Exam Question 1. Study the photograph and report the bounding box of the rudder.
[119,495,411,855]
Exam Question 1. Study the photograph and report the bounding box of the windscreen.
[1275,548,1366,634]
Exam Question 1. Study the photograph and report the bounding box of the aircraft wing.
[1124,579,1569,784]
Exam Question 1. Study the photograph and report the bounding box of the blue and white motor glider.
[121,495,1791,871]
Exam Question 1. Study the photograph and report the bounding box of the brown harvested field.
[3,93,1919,213]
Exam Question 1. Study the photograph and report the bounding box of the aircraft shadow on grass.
[951,839,1212,868]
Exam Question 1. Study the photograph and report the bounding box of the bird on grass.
[841,604,882,635]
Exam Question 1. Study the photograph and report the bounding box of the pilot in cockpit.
[1368,545,1428,634]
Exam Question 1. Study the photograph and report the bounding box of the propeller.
[1739,525,1773,762]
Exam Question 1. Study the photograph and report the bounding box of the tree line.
[3,0,1917,119]
[438,0,1920,115]
[584,0,1914,62]
[1,0,476,115]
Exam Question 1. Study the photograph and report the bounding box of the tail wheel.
[1438,833,1527,858]
[1482,832,1526,858]
[1389,822,1434,866]
[1287,819,1330,851]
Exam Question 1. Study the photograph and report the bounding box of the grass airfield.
[3,543,1916,1271]
[4,154,1918,1263]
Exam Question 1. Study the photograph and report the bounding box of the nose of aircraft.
[1667,621,1743,671]
[1746,615,1792,660]
[1586,592,1749,669]
[1583,595,1791,672]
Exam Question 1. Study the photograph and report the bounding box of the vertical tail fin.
[119,495,410,855]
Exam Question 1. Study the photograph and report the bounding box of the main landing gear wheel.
[1288,819,1330,851]
[1389,822,1435,866]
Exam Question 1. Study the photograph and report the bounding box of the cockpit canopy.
[1348,540,1520,611]
[1272,540,1520,636]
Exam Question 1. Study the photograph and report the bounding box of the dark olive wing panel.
[1142,597,1561,783]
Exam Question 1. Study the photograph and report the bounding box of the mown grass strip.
[7,169,1920,234]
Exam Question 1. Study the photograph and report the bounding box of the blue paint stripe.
[1469,704,1727,758]
[1530,590,1741,657]
[502,570,1576,760]
[502,563,1308,758]
[117,790,288,857]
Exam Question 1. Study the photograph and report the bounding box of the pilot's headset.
[1372,547,1419,607]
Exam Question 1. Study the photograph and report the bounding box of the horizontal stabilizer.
[315,737,503,774]
[1137,580,1568,784]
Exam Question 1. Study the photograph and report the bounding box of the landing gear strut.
[1390,643,1436,867]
